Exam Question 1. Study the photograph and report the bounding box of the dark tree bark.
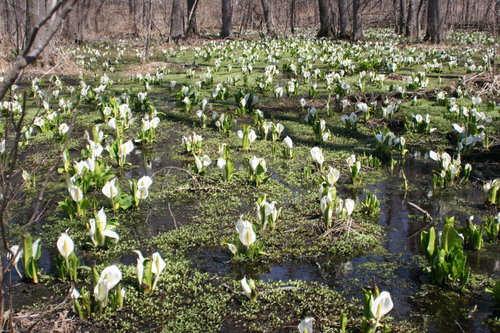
[129,0,138,34]
[393,0,398,32]
[2,0,11,41]
[221,0,233,38]
[338,0,349,38]
[24,0,35,48]
[170,0,185,40]
[290,0,296,34]
[399,0,407,34]
[406,0,417,41]
[185,0,200,38]
[496,0,499,37]
[427,0,445,43]
[416,0,425,39]
[260,0,276,36]
[317,0,335,37]
[145,0,153,59]
[352,0,363,40]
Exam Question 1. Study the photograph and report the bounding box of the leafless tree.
[427,0,445,43]
[0,1,77,330]
[352,0,363,40]
[260,0,276,36]
[317,0,335,37]
[338,0,349,38]
[170,0,185,40]
[221,0,234,38]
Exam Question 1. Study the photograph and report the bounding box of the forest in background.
[0,0,498,52]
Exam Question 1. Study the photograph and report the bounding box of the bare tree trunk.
[221,0,233,37]
[24,0,34,48]
[338,0,349,38]
[2,0,11,39]
[416,0,425,38]
[427,0,444,43]
[352,0,363,40]
[170,0,185,40]
[399,0,407,34]
[496,0,499,37]
[129,0,138,35]
[290,0,296,34]
[406,0,417,40]
[145,0,153,59]
[317,0,335,37]
[393,0,398,32]
[185,0,200,38]
[261,0,276,36]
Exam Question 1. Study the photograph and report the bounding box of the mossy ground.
[5,29,499,332]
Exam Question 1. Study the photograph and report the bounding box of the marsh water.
[7,144,499,333]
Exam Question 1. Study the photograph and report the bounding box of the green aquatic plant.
[22,234,42,283]
[361,192,380,215]
[485,280,500,305]
[246,156,270,186]
[420,218,470,289]
[73,265,124,318]
[310,147,324,172]
[182,132,203,154]
[87,208,119,248]
[255,195,281,232]
[312,119,330,144]
[56,233,85,282]
[459,216,484,251]
[346,154,362,185]
[298,317,314,333]
[133,250,166,292]
[192,154,211,176]
[226,216,264,259]
[216,144,235,183]
[484,213,499,242]
[282,136,294,159]
[213,112,234,135]
[483,179,499,205]
[237,125,257,151]
[361,285,393,333]
[241,277,258,301]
